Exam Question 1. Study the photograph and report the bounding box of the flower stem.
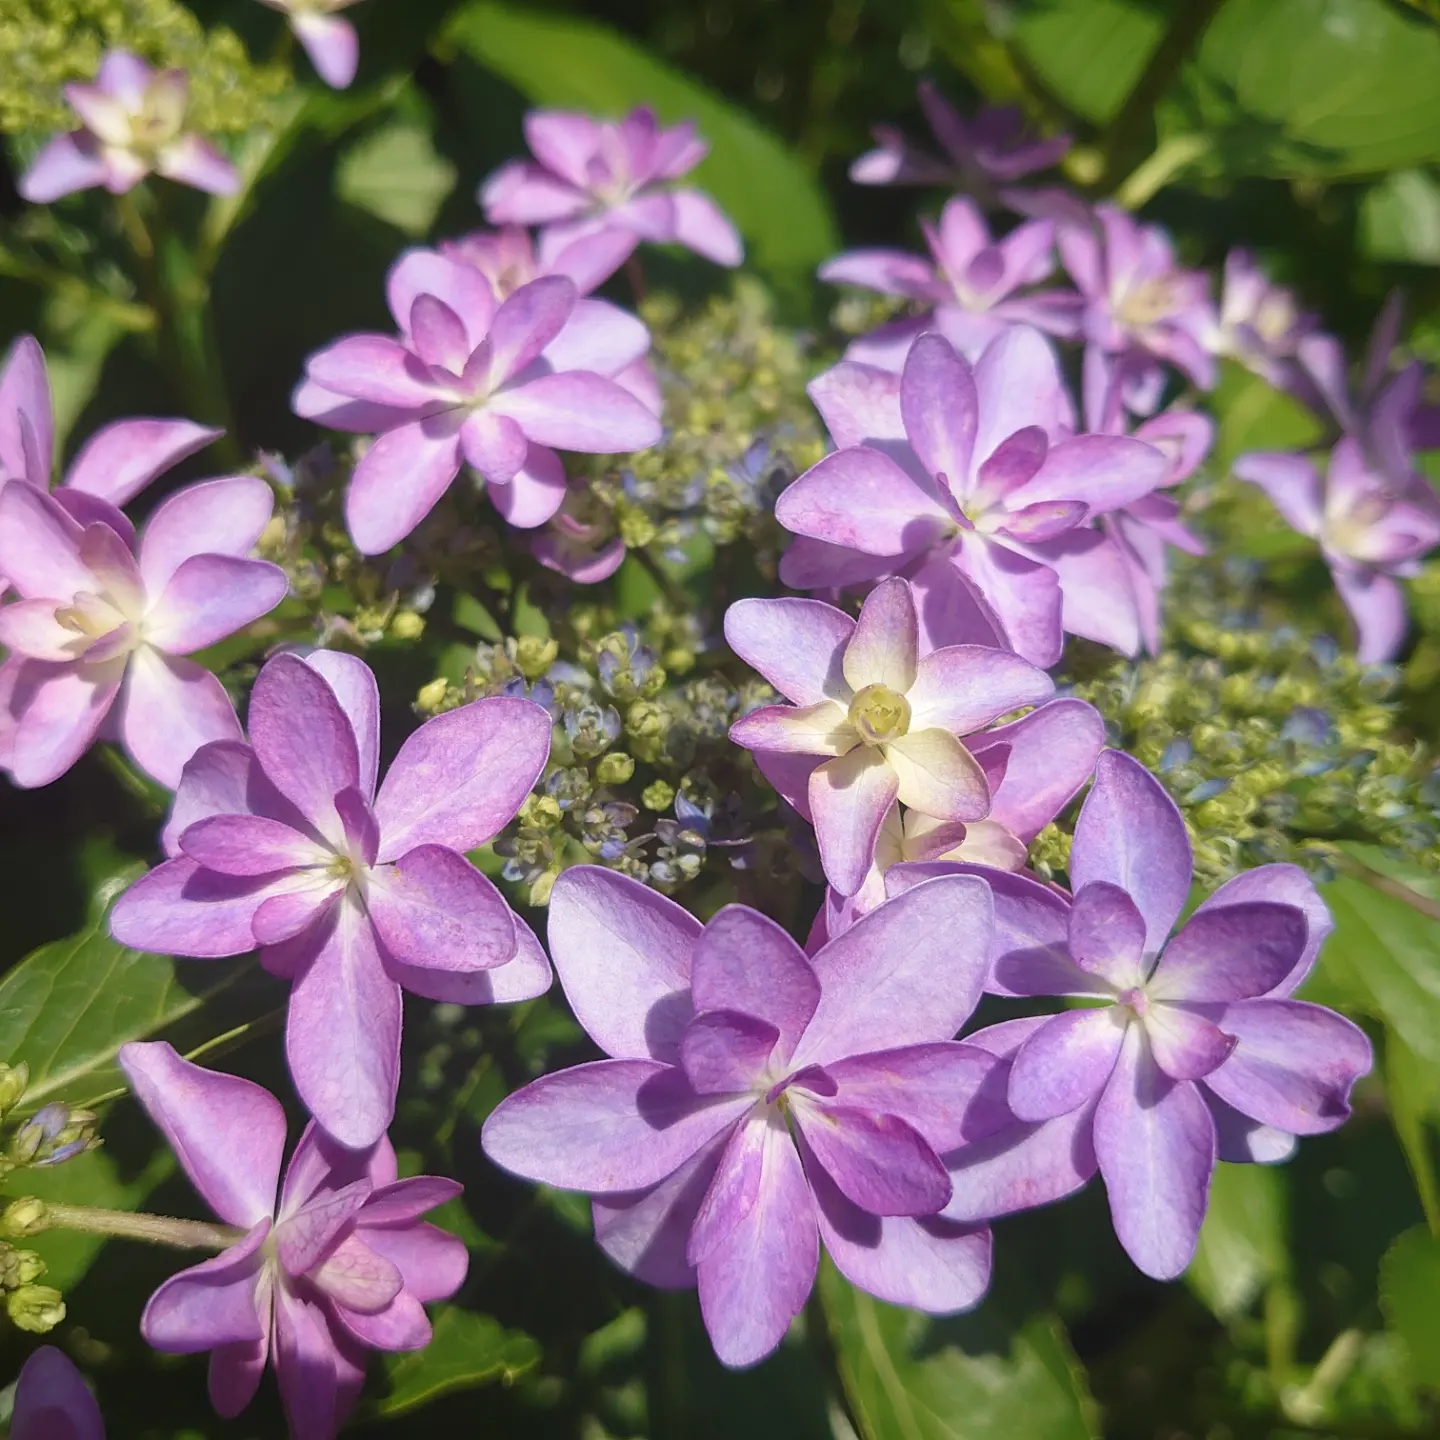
[635,546,690,613]
[625,253,647,307]
[33,1202,245,1252]
[1113,133,1213,209]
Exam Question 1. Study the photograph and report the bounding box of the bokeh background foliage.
[5,0,1440,1436]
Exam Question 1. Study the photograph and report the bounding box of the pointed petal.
[792,1100,950,1215]
[7,657,124,788]
[1233,452,1324,537]
[809,747,899,895]
[948,533,1063,667]
[0,334,53,489]
[137,475,276,596]
[272,1289,341,1440]
[157,135,239,195]
[344,417,462,555]
[309,1234,404,1314]
[11,1347,105,1440]
[1194,863,1332,998]
[1332,564,1408,664]
[179,813,327,876]
[144,554,287,654]
[883,728,989,821]
[1145,1003,1236,1081]
[293,11,359,87]
[807,360,905,448]
[0,484,90,601]
[844,577,919,692]
[900,332,977,494]
[17,133,109,204]
[276,1179,373,1277]
[669,189,744,265]
[303,651,380,802]
[1068,880,1147,989]
[489,371,662,453]
[723,596,853,706]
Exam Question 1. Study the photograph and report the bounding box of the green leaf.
[365,1305,541,1419]
[818,1263,1098,1440]
[0,866,265,1114]
[1362,169,1440,264]
[1187,1162,1288,1320]
[1210,359,1324,473]
[1380,1225,1440,1391]
[337,120,458,238]
[444,1,839,280]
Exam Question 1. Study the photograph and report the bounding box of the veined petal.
[1149,902,1310,1002]
[723,596,853,705]
[1007,1007,1127,1121]
[679,1011,779,1096]
[144,554,288,655]
[905,644,1053,735]
[900,333,978,495]
[179,813,328,876]
[140,1222,270,1352]
[137,475,276,597]
[1144,1003,1236,1081]
[843,577,919,692]
[1068,881,1147,990]
[489,372,661,453]
[344,416,463,555]
[730,700,856,757]
[790,1100,950,1216]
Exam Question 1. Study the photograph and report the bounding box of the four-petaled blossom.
[820,196,1080,370]
[11,1347,104,1440]
[19,51,238,204]
[484,866,1041,1368]
[120,1043,466,1440]
[1059,204,1217,407]
[257,0,363,89]
[0,478,287,788]
[1205,248,1316,390]
[110,651,553,1147]
[481,107,743,267]
[726,577,1055,894]
[295,250,661,550]
[851,84,1070,195]
[899,751,1371,1280]
[775,329,1169,664]
[1236,438,1440,662]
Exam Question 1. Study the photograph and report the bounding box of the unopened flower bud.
[390,610,425,641]
[595,753,635,786]
[0,1244,47,1289]
[641,780,675,811]
[416,677,451,714]
[0,1063,28,1119]
[514,635,559,680]
[1,1197,50,1238]
[6,1284,65,1333]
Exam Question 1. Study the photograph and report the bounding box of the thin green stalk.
[1114,133,1213,209]
[0,249,154,333]
[29,1201,244,1252]
[636,547,690,613]
[1334,851,1440,923]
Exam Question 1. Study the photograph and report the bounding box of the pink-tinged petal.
[17,132,109,203]
[777,534,901,591]
[970,698,1104,842]
[691,905,820,1064]
[803,1142,992,1312]
[252,879,341,948]
[884,728,989,820]
[119,1041,284,1225]
[949,533,1063,667]
[543,297,650,375]
[0,484,90,601]
[807,361,904,448]
[796,873,994,1065]
[159,733,319,851]
[901,332,978,496]
[338,783,386,866]
[208,1336,268,1419]
[304,651,380,801]
[1233,452,1324,537]
[1149,902,1309,1002]
[144,554,287,654]
[1071,749,1191,955]
[482,1059,752,1193]
[1145,1003,1236,1081]
[293,11,359,87]
[542,227,639,293]
[1008,1008,1128,1122]
[753,750,820,821]
[0,600,85,661]
[141,1222,270,1350]
[487,442,568,527]
[905,644,1053,735]
[248,652,359,841]
[272,1289,341,1440]
[64,417,219,505]
[820,248,939,300]
[305,334,442,411]
[1027,527,1143,657]
[1332,564,1408,664]
[907,552,1008,651]
[369,844,518,972]
[845,317,930,371]
[286,897,402,1149]
[374,694,550,858]
[356,1175,462,1227]
[348,416,465,554]
[792,1100,950,1216]
[1196,864,1331,998]
[391,902,549,1003]
[7,657,124,788]
[461,406,525,485]
[137,474,276,595]
[276,1179,373,1277]
[94,49,156,103]
[1202,998,1372,1134]
[548,865,699,1063]
[1094,1027,1215,1280]
[11,1347,105,1440]
[1068,881,1147,989]
[973,325,1072,459]
[179,813,327,876]
[309,1233,403,1315]
[776,447,951,559]
[489,371,661,453]
[293,377,408,433]
[330,1287,432,1354]
[387,248,497,345]
[110,856,284,957]
[681,1010,779,1095]
[484,275,577,387]
[723,597,853,706]
[809,746,900,895]
[844,577,919,692]
[481,161,589,226]
[593,1132,724,1289]
[668,189,744,265]
[157,135,240,195]
[697,1111,817,1369]
[731,700,856,757]
[408,294,469,373]
[359,1220,468,1304]
[0,334,53,489]
[1020,434,1167,509]
[998,500,1087,542]
[612,356,662,415]
[524,111,603,189]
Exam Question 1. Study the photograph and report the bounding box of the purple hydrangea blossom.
[257,0,362,89]
[0,477,287,788]
[1059,205,1217,406]
[120,1042,466,1439]
[109,651,553,1148]
[19,51,239,204]
[294,249,661,549]
[850,84,1070,194]
[11,1347,104,1440]
[1205,248,1317,390]
[774,328,1170,665]
[481,108,743,267]
[483,865,1051,1368]
[892,751,1371,1279]
[532,485,626,583]
[725,577,1056,894]
[819,196,1081,369]
[1236,438,1440,662]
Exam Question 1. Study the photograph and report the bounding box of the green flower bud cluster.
[0,0,286,136]
[0,1187,61,1334]
[0,1074,101,1182]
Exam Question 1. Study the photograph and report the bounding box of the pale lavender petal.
[1207,1092,1299,1164]
[7,657,125,788]
[883,728,990,821]
[547,864,699,1063]
[487,443,568,527]
[109,856,287,958]
[730,700,856,757]
[681,1011,779,1096]
[1071,749,1191,955]
[208,1338,268,1419]
[1145,1003,1236,1081]
[1332,564,1408,664]
[252,881,342,947]
[1233,452,1324,537]
[276,1179,373,1277]
[374,694,551,858]
[1068,881,1147,989]
[907,552,1008,651]
[1093,1027,1215,1280]
[485,275,576,387]
[357,1175,463,1228]
[1149,902,1309,1002]
[272,1289,341,1440]
[304,651,380,801]
[723,597,853,705]
[141,1223,269,1351]
[948,532,1063,668]
[0,334,52,489]
[305,334,441,410]
[144,554,288,655]
[293,11,359,88]
[820,248,940,299]
[669,189,744,265]
[293,376,409,433]
[136,474,276,596]
[309,1234,403,1315]
[1007,1008,1128,1121]
[119,1041,284,1225]
[11,1347,105,1440]
[972,325,1072,460]
[791,1101,950,1216]
[1029,527,1143,657]
[344,415,463,555]
[1019,434,1168,509]
[777,534,900,591]
[524,111,602,189]
[64,418,219,505]
[543,227,638,293]
[1195,864,1331,998]
[18,133,109,204]
[489,371,661,453]
[359,1221,468,1304]
[543,297,650,375]
[481,1059,752,1193]
[409,295,470,373]
[905,644,1053,735]
[0,600,86,661]
[179,813,327,875]
[809,746,899,896]
[900,332,977,493]
[386,249,497,345]
[844,576,919,692]
[0,484,90,601]
[806,360,904,448]
[942,1105,1098,1223]
[481,161,589,226]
